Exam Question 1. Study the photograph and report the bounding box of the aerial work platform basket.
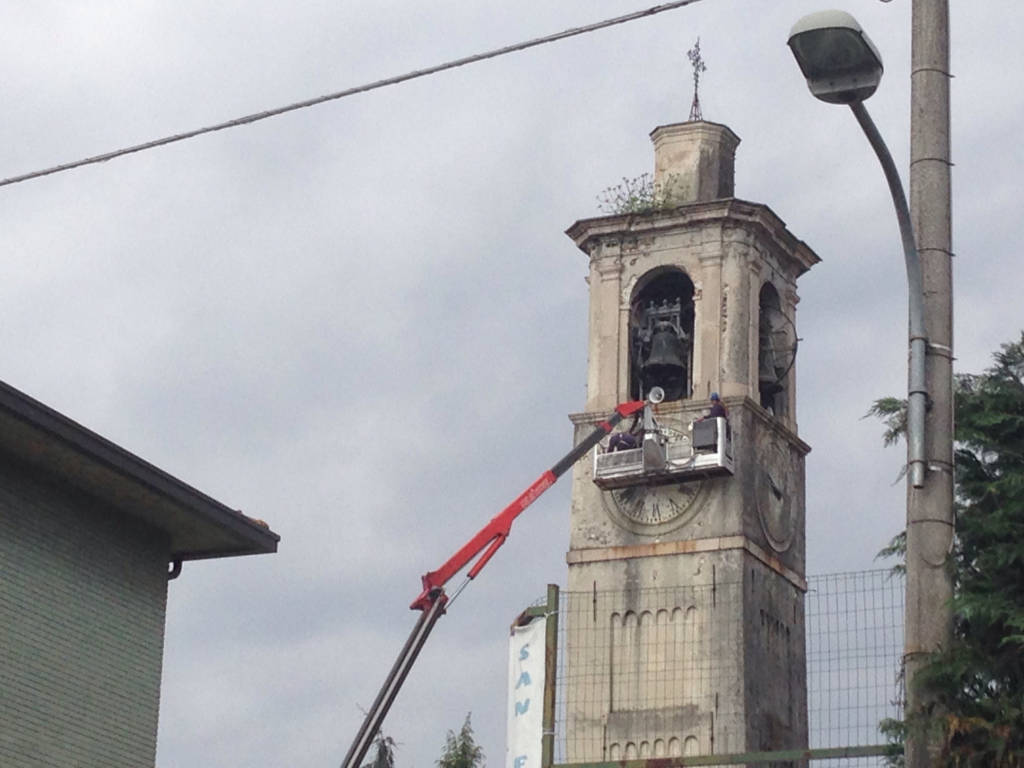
[592,416,732,489]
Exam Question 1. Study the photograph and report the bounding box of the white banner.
[505,615,546,768]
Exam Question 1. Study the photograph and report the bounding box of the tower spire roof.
[651,120,739,204]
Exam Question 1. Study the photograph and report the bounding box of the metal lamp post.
[788,11,954,766]
[787,10,928,489]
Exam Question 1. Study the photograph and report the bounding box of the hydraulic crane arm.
[340,397,647,768]
[409,397,647,610]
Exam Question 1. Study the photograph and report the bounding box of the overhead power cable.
[1,0,705,190]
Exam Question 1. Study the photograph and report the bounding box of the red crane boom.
[340,397,646,768]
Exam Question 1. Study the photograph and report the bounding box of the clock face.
[602,480,706,534]
[756,433,795,552]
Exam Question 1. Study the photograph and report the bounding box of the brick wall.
[0,458,170,768]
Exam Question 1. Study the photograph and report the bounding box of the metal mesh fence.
[804,570,905,766]
[550,569,904,766]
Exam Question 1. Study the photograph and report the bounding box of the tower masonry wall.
[562,548,806,761]
[743,559,809,756]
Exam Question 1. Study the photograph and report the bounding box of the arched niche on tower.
[629,268,695,402]
[758,281,795,417]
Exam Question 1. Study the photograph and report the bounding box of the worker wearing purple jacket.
[608,412,643,451]
[700,392,727,421]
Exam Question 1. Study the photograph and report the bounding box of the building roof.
[0,379,279,561]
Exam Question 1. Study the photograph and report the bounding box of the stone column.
[696,251,723,400]
[586,251,623,411]
[719,241,752,399]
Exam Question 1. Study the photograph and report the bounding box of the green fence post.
[542,584,560,768]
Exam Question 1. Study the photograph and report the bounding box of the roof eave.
[0,379,280,560]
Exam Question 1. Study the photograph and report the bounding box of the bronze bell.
[759,364,784,396]
[643,323,687,398]
[759,332,784,395]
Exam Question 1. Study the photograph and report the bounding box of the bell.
[759,331,785,395]
[643,323,687,398]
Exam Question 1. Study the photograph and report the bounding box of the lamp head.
[647,386,666,405]
[788,10,883,104]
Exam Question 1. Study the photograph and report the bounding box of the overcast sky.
[2,1,1021,766]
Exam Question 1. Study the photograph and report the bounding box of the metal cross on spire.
[687,37,707,121]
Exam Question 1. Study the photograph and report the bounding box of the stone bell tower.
[561,121,820,761]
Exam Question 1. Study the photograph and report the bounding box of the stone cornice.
[649,119,740,146]
[565,198,821,277]
[565,534,807,591]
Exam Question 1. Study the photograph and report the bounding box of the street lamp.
[788,11,883,104]
[787,11,927,490]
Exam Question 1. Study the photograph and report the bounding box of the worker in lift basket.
[608,412,643,451]
[698,392,727,421]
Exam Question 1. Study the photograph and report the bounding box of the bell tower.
[562,121,820,761]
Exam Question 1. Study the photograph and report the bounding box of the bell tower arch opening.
[758,281,796,417]
[629,268,695,403]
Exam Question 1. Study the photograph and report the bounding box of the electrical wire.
[1,0,705,190]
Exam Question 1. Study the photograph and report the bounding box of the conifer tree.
[437,713,484,768]
[873,332,1024,766]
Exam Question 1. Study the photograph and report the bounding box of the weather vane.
[687,37,707,121]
